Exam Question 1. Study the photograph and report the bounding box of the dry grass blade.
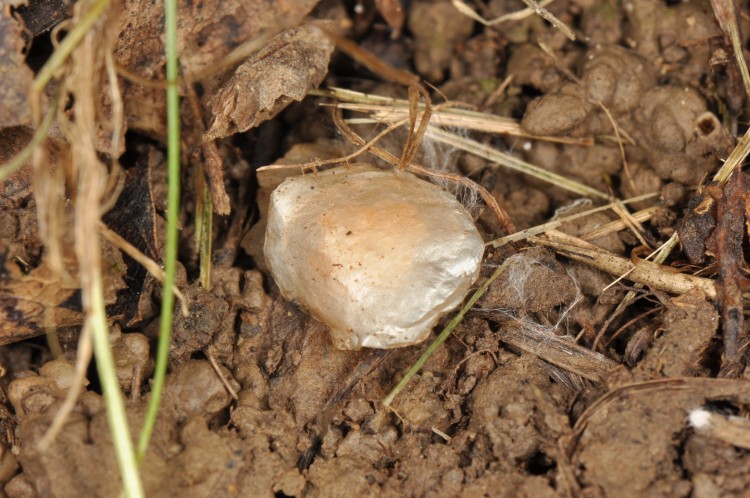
[487,193,657,248]
[398,85,432,170]
[206,351,238,400]
[609,200,651,249]
[64,2,142,493]
[714,125,750,183]
[582,206,658,241]
[519,0,575,39]
[425,127,608,200]
[451,0,564,30]
[532,230,717,299]
[329,96,594,146]
[99,225,189,316]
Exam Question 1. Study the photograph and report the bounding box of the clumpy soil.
[2,0,750,497]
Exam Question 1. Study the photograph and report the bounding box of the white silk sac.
[264,164,485,350]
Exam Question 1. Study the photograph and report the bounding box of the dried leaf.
[113,0,319,139]
[0,249,126,346]
[203,24,334,141]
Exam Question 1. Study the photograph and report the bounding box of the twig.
[206,351,238,400]
[531,230,717,299]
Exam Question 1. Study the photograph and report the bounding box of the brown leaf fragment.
[676,183,723,265]
[113,0,319,139]
[203,24,334,141]
[0,7,34,128]
[706,172,750,377]
[0,258,77,346]
[374,0,405,37]
[0,245,127,345]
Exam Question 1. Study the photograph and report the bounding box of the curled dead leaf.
[203,24,334,141]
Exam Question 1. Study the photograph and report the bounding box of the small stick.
[206,351,238,400]
[532,230,717,299]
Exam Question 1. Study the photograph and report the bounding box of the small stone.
[264,165,485,349]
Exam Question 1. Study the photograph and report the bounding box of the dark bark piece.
[103,148,160,327]
[676,183,723,265]
[14,0,70,36]
[706,172,750,377]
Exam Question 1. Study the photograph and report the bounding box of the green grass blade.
[136,0,180,462]
[91,271,144,497]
